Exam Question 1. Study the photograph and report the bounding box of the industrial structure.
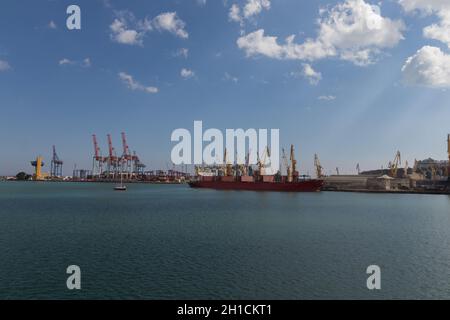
[323,134,450,193]
[50,145,63,178]
[30,156,47,181]
[91,132,147,180]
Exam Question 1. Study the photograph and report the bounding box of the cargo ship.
[189,145,323,192]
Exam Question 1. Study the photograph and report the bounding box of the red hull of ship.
[189,179,323,192]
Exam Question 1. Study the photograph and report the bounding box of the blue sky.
[1,0,450,176]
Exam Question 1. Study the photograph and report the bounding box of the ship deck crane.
[289,145,298,181]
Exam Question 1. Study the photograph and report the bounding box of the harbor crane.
[50,145,63,177]
[289,145,298,181]
[92,134,104,176]
[282,148,289,174]
[314,154,324,179]
[257,146,270,176]
[388,150,401,178]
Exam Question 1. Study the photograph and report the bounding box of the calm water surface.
[1,181,450,299]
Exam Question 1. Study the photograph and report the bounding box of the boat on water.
[189,145,324,192]
[114,174,127,191]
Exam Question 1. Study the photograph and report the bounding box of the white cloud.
[237,0,404,66]
[174,48,189,58]
[59,58,74,66]
[399,0,450,48]
[229,4,242,23]
[110,13,147,46]
[243,0,271,19]
[318,95,336,101]
[302,63,322,85]
[153,12,188,39]
[224,72,239,83]
[229,0,271,25]
[402,45,450,88]
[181,68,195,79]
[197,0,207,6]
[237,29,284,58]
[398,0,450,14]
[49,21,57,29]
[59,58,91,67]
[0,60,11,71]
[82,58,91,67]
[119,72,159,93]
[110,11,188,46]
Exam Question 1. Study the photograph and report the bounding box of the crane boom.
[92,134,100,159]
[389,151,401,177]
[107,134,114,159]
[121,132,131,158]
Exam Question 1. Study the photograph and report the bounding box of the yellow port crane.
[314,154,324,179]
[31,156,45,181]
[388,151,401,178]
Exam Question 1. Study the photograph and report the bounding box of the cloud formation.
[237,0,404,66]
[59,58,91,67]
[229,0,271,24]
[399,1,450,88]
[180,68,195,79]
[318,95,336,101]
[0,60,11,71]
[174,48,189,58]
[153,12,188,39]
[302,64,322,85]
[402,46,450,88]
[118,72,159,93]
[110,11,188,46]
[48,21,57,29]
[399,0,450,48]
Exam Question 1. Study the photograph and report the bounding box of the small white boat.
[114,174,127,191]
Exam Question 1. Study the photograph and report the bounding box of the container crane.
[107,134,119,178]
[121,132,133,177]
[92,134,104,176]
[50,145,63,177]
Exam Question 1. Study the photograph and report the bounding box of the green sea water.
[1,181,450,299]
